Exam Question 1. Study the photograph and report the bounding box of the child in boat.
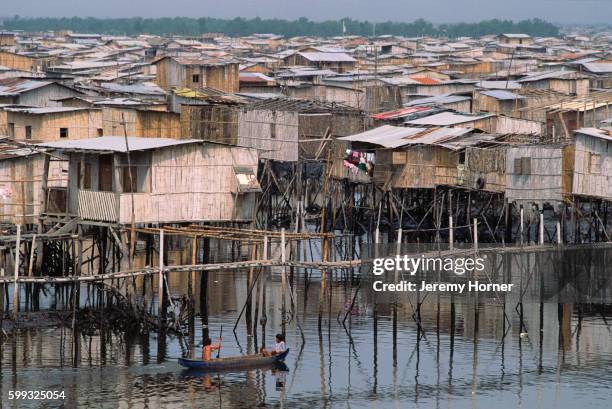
[201,337,221,361]
[261,334,286,357]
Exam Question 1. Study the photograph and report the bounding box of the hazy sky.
[3,0,610,24]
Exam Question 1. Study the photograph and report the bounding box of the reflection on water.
[1,247,612,408]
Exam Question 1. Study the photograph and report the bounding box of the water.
[1,248,612,408]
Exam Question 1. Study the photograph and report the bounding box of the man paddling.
[201,336,222,361]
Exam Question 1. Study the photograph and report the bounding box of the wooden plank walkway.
[1,242,609,284]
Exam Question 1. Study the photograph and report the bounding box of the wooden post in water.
[281,228,287,337]
[375,202,382,244]
[189,235,197,350]
[158,229,164,327]
[393,228,402,367]
[246,242,257,337]
[13,225,21,319]
[556,221,562,245]
[318,237,328,332]
[520,206,524,246]
[539,212,544,245]
[473,218,478,252]
[28,235,36,277]
[261,235,268,348]
[449,216,454,250]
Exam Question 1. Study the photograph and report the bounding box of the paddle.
[216,325,223,358]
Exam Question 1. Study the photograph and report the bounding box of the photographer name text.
[372,280,514,293]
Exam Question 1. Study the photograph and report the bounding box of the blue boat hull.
[178,349,289,371]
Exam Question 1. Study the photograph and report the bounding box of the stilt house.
[38,137,261,225]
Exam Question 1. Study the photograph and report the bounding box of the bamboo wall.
[237,109,299,162]
[118,144,259,223]
[0,154,67,224]
[505,145,573,204]
[298,112,365,160]
[0,51,52,71]
[7,110,103,141]
[572,133,612,199]
[101,108,181,139]
[390,146,459,189]
[463,147,506,192]
[156,58,239,93]
[180,104,238,144]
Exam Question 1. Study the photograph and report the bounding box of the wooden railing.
[78,190,118,222]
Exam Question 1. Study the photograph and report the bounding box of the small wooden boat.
[178,349,289,371]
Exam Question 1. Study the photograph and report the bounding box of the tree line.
[1,16,559,38]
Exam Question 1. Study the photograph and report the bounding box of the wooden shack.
[153,56,239,93]
[0,79,85,107]
[0,50,55,72]
[518,70,590,97]
[545,99,611,140]
[38,137,261,225]
[498,34,533,46]
[237,98,365,162]
[337,125,481,190]
[405,111,543,136]
[572,128,612,200]
[0,32,16,47]
[0,145,67,225]
[100,107,181,139]
[176,88,247,144]
[505,144,574,204]
[282,52,356,73]
[2,107,103,141]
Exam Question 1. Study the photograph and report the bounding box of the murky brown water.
[1,247,612,408]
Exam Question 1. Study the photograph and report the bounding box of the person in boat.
[261,334,286,357]
[201,336,222,361]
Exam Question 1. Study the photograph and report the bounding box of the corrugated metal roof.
[98,82,166,95]
[239,72,275,82]
[277,69,337,78]
[439,133,500,150]
[371,106,431,120]
[405,112,494,126]
[480,90,525,100]
[4,107,91,115]
[500,33,531,38]
[0,79,52,96]
[411,77,441,85]
[518,70,587,82]
[580,62,612,74]
[575,128,612,142]
[405,94,471,106]
[337,125,474,149]
[297,52,356,63]
[475,80,521,90]
[37,136,200,153]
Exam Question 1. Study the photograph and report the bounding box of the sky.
[2,0,610,24]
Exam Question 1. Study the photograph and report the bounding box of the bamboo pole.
[281,228,287,337]
[449,216,454,250]
[539,212,545,245]
[13,224,21,319]
[473,218,478,252]
[261,235,268,348]
[158,229,164,326]
[28,234,36,277]
[520,206,524,246]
